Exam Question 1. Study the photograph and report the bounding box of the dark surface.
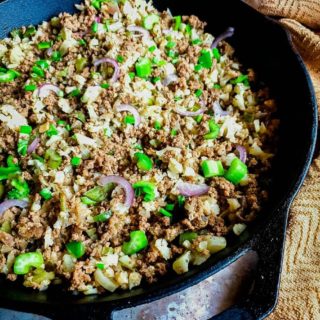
[0,0,317,319]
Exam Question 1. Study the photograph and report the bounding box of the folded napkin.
[245,1,320,319]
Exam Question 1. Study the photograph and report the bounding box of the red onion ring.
[99,175,134,208]
[177,182,210,197]
[162,74,178,86]
[127,25,150,38]
[27,137,40,154]
[0,200,28,216]
[95,16,101,23]
[236,145,247,163]
[175,108,205,117]
[93,58,120,83]
[211,27,235,49]
[116,104,141,127]
[37,83,62,98]
[213,101,229,117]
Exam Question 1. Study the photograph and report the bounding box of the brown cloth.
[244,1,320,319]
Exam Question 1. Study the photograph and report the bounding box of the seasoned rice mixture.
[0,0,278,294]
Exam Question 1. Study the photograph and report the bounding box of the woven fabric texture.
[245,1,320,319]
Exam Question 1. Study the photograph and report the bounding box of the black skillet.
[0,0,317,319]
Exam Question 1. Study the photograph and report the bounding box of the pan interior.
[0,0,317,308]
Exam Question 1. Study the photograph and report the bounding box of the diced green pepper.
[32,66,45,78]
[124,115,135,125]
[179,232,197,245]
[198,49,213,69]
[165,203,175,211]
[133,181,156,202]
[224,157,248,185]
[38,41,52,50]
[66,241,86,259]
[78,39,86,46]
[159,208,172,217]
[230,74,249,86]
[45,149,62,169]
[212,48,221,61]
[24,84,37,92]
[24,26,36,38]
[154,120,162,130]
[71,156,81,167]
[96,263,105,270]
[122,230,148,255]
[40,188,52,200]
[17,139,28,156]
[75,57,88,73]
[201,160,224,178]
[91,21,98,33]
[148,45,156,52]
[134,152,153,171]
[171,129,178,137]
[51,51,62,62]
[13,252,44,275]
[143,14,160,30]
[195,89,202,98]
[177,195,185,208]
[36,60,50,70]
[20,125,32,135]
[68,88,81,97]
[0,69,19,83]
[8,178,30,200]
[185,24,192,36]
[204,120,220,140]
[100,83,110,89]
[0,166,20,181]
[173,16,182,31]
[93,211,112,222]
[46,124,58,137]
[135,57,152,78]
[81,183,114,205]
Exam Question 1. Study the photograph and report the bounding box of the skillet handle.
[210,204,290,320]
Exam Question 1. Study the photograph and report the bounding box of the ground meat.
[0,231,14,247]
[183,15,207,30]
[16,217,44,240]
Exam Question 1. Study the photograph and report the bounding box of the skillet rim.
[0,0,317,318]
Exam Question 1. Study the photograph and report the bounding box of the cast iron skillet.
[0,0,317,319]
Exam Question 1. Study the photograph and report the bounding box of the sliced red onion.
[177,182,210,197]
[27,137,40,154]
[116,104,141,127]
[175,108,205,117]
[95,16,101,23]
[38,83,62,98]
[0,200,28,216]
[236,145,247,163]
[213,101,229,117]
[93,58,120,83]
[127,25,150,38]
[99,175,134,208]
[211,27,235,49]
[162,74,178,86]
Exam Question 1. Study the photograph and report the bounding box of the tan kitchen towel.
[244,1,320,319]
